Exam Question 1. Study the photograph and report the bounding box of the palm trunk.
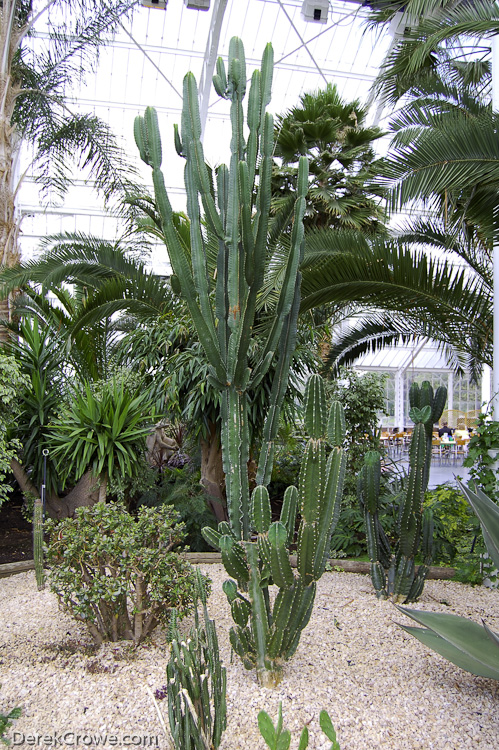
[0,2,24,334]
[200,420,228,523]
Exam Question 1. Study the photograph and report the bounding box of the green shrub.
[45,502,206,645]
[424,483,476,566]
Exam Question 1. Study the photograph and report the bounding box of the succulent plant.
[167,569,227,749]
[396,481,499,681]
[135,39,345,686]
[258,702,341,750]
[358,381,446,602]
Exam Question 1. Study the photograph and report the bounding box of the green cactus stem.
[135,40,344,685]
[166,570,227,749]
[358,381,447,603]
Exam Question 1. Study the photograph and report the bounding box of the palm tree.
[299,224,491,379]
[0,0,142,325]
[271,83,387,236]
[303,1,498,374]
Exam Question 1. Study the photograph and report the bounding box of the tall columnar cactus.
[134,38,307,542]
[135,40,341,686]
[205,375,346,687]
[358,381,446,603]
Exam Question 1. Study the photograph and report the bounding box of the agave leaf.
[396,607,499,681]
[458,481,499,570]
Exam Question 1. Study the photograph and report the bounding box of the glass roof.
[19,0,393,271]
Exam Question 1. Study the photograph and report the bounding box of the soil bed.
[1,565,498,749]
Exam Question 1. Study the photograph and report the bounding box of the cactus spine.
[135,41,344,685]
[358,381,446,603]
[167,570,227,750]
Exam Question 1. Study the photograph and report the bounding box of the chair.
[455,437,469,459]
[431,437,442,458]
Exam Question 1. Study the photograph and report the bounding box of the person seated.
[438,421,453,438]
[454,427,470,440]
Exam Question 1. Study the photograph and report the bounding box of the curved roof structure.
[19,0,394,269]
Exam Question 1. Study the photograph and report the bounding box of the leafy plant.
[464,414,499,503]
[258,702,340,750]
[0,352,27,508]
[424,484,476,566]
[0,698,21,747]
[166,570,227,750]
[49,379,154,502]
[397,480,499,681]
[7,317,65,498]
[45,502,204,646]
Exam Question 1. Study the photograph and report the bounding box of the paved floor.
[387,448,471,488]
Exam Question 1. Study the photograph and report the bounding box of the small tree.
[326,367,386,481]
[46,502,203,645]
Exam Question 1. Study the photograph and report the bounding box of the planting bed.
[1,565,498,749]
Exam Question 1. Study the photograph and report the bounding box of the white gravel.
[1,565,498,749]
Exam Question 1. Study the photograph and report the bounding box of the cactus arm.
[313,447,346,579]
[255,282,301,486]
[251,485,272,534]
[251,111,274,291]
[245,542,271,685]
[299,440,326,522]
[304,374,327,438]
[268,522,295,589]
[280,485,298,546]
[185,155,218,334]
[246,69,261,192]
[182,73,224,240]
[215,166,229,360]
[221,387,250,539]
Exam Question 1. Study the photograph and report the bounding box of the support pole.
[198,0,229,140]
[492,35,499,418]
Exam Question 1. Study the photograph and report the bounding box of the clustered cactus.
[204,375,346,686]
[135,39,346,685]
[358,380,447,602]
[167,570,227,749]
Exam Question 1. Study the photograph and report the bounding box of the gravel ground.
[1,565,498,749]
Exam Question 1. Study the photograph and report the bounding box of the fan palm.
[0,0,143,325]
[271,83,387,236]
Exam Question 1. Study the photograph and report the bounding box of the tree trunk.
[200,421,228,523]
[0,4,24,335]
[10,458,101,518]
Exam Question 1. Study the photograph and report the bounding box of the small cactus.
[358,381,447,603]
[166,570,227,750]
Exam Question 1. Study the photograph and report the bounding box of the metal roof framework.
[18,0,393,271]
